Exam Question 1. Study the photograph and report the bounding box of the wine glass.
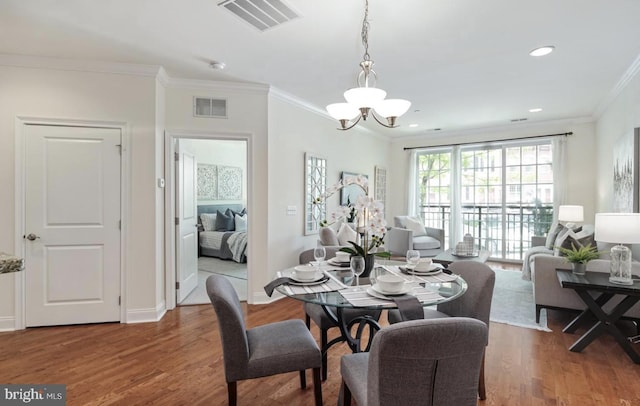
[350,255,366,291]
[313,244,326,271]
[406,249,421,284]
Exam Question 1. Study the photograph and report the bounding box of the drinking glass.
[350,255,366,291]
[313,244,326,271]
[406,249,421,284]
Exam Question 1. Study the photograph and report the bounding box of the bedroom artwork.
[341,171,368,206]
[197,164,218,200]
[197,164,242,201]
[612,128,640,213]
[304,153,327,235]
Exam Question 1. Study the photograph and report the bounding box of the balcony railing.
[419,204,554,261]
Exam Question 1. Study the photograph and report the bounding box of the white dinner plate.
[366,286,412,300]
[371,283,411,296]
[409,268,442,276]
[288,276,329,286]
[290,270,325,283]
[327,259,350,267]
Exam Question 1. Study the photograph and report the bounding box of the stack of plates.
[367,284,412,299]
[401,264,442,276]
[289,267,329,285]
[328,258,350,267]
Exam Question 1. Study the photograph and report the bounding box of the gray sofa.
[522,224,595,281]
[532,255,640,323]
[386,216,444,257]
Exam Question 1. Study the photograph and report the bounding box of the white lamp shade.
[557,205,584,222]
[326,103,360,121]
[344,87,386,109]
[594,213,640,244]
[373,99,412,118]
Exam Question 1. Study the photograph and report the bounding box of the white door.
[176,141,198,303]
[24,125,121,327]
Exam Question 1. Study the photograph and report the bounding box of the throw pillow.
[226,207,246,219]
[215,210,235,231]
[234,214,247,232]
[554,228,595,256]
[200,213,217,231]
[337,222,359,247]
[404,216,427,237]
[319,226,340,246]
[545,222,564,249]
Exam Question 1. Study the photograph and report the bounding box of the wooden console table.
[557,270,640,363]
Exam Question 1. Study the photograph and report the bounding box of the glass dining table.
[273,261,468,354]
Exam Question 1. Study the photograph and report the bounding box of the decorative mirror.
[305,153,327,235]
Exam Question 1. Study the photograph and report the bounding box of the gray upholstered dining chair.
[298,251,382,380]
[386,261,495,400]
[206,274,322,406]
[340,318,488,406]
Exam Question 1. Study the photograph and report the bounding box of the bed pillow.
[200,213,217,231]
[404,216,427,237]
[226,207,246,219]
[215,210,235,231]
[235,214,247,232]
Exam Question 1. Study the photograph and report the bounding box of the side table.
[556,270,640,364]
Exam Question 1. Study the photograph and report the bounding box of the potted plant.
[557,243,600,275]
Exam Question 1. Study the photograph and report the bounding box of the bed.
[197,204,248,263]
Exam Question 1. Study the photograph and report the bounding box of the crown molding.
[392,116,595,145]
[164,77,269,93]
[594,52,640,118]
[156,67,171,85]
[0,53,162,77]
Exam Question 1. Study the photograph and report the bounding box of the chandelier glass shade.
[326,0,411,130]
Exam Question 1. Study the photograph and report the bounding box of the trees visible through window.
[414,140,554,261]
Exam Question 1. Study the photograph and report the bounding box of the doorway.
[165,133,250,308]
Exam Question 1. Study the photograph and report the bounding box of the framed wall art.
[340,171,368,206]
[612,128,640,213]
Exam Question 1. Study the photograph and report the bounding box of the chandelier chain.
[361,0,370,61]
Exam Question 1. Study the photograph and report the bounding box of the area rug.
[490,268,551,332]
[198,256,247,280]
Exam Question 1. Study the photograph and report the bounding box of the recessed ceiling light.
[529,46,555,57]
[409,124,419,128]
[529,108,543,113]
[209,61,226,70]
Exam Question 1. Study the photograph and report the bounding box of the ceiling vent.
[218,0,299,31]
[194,97,227,118]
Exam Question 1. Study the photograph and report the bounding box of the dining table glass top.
[274,260,468,310]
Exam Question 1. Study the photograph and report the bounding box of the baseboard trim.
[0,316,16,331]
[126,301,167,324]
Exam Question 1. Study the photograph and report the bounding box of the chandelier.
[326,0,411,131]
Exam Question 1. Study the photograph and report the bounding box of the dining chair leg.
[299,370,307,389]
[478,350,486,400]
[313,367,323,406]
[227,382,237,406]
[305,313,311,329]
[321,328,328,381]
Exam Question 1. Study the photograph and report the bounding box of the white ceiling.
[2,0,640,138]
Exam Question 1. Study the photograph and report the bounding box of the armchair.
[386,215,444,257]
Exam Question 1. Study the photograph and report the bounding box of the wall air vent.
[218,0,300,31]
[510,118,528,122]
[194,97,227,118]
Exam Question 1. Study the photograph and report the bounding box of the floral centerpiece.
[314,175,389,274]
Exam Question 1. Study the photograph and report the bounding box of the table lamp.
[594,213,640,285]
[558,205,584,229]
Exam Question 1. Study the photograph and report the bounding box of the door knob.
[25,233,40,241]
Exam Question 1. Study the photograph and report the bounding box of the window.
[415,140,554,261]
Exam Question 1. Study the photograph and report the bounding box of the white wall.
[265,92,390,302]
[388,120,598,223]
[0,63,163,328]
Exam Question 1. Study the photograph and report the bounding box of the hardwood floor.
[2,273,640,405]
